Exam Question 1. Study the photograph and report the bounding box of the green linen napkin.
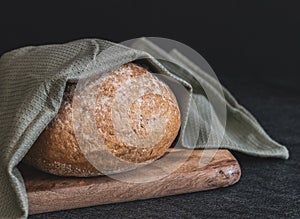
[131,38,289,157]
[0,38,288,219]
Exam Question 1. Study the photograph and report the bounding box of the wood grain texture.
[19,149,241,215]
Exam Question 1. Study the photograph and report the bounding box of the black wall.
[1,1,299,93]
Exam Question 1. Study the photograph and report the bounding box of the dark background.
[1,1,299,218]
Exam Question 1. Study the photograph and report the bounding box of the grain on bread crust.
[23,63,181,177]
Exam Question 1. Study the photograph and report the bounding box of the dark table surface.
[1,1,299,218]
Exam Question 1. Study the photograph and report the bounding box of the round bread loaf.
[23,63,181,177]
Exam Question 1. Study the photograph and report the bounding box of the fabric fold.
[131,37,289,159]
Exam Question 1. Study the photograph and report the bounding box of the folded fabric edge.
[130,38,289,160]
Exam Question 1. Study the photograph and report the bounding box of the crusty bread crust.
[24,63,181,177]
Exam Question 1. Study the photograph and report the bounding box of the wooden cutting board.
[19,148,241,215]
